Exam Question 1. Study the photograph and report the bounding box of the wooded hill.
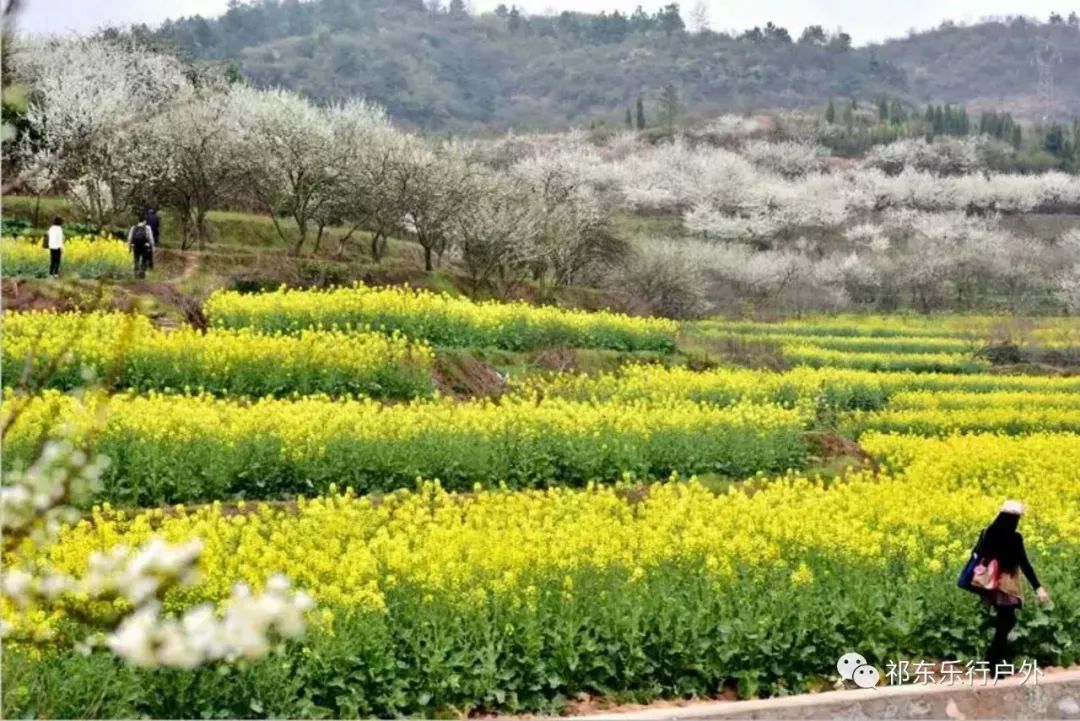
[119,1,1080,131]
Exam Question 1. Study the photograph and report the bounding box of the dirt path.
[176,250,200,282]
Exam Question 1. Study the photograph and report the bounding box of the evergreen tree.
[635,95,646,129]
[657,84,680,134]
[1011,124,1022,150]
[740,26,765,43]
[1045,124,1071,159]
[798,25,827,45]
[763,22,791,43]
[629,5,652,32]
[889,99,905,125]
[625,106,633,128]
[448,0,466,15]
[877,95,889,124]
[606,11,629,42]
[825,98,835,124]
[508,5,522,32]
[828,31,852,52]
[958,106,969,135]
[555,11,582,37]
[656,3,684,37]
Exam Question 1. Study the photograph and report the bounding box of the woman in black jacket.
[975,500,1050,671]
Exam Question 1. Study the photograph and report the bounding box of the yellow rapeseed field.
[8,433,1077,646]
[204,283,678,350]
[2,389,808,504]
[3,311,434,398]
[6,308,1080,718]
[1,235,130,278]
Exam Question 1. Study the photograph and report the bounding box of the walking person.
[962,500,1050,674]
[128,217,155,279]
[46,216,64,277]
[145,207,160,269]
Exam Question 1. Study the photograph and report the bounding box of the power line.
[1032,38,1061,123]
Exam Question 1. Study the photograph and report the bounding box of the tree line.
[6,36,629,298]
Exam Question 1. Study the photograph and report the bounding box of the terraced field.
[3,295,1079,717]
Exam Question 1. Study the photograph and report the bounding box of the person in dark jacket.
[127,218,155,279]
[974,500,1050,672]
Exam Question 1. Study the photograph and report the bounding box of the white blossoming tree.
[450,171,542,296]
[513,150,625,288]
[318,100,403,259]
[147,86,249,249]
[231,86,345,255]
[13,36,191,228]
[395,141,479,271]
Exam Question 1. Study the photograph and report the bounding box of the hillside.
[146,0,1080,131]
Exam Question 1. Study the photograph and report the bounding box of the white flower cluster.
[1,439,107,549]
[1055,230,1080,312]
[742,140,829,178]
[641,209,1080,315]
[3,537,202,612]
[862,136,987,176]
[531,135,1080,233]
[1,435,314,668]
[107,575,314,669]
[3,535,315,666]
[692,115,764,143]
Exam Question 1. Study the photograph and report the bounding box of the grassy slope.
[1,195,635,321]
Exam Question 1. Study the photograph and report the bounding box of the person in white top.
[46,217,64,277]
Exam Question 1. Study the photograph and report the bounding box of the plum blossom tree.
[616,240,707,318]
[13,36,191,227]
[348,134,413,262]
[232,86,346,255]
[513,151,627,288]
[307,98,396,254]
[396,141,479,271]
[684,202,779,244]
[149,87,247,248]
[1054,230,1080,313]
[862,136,985,176]
[450,172,541,296]
[742,140,828,178]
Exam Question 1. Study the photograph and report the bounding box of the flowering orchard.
[8,35,1080,316]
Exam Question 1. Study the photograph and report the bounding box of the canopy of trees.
[135,0,1080,131]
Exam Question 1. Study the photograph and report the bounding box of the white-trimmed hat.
[1000,499,1025,515]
